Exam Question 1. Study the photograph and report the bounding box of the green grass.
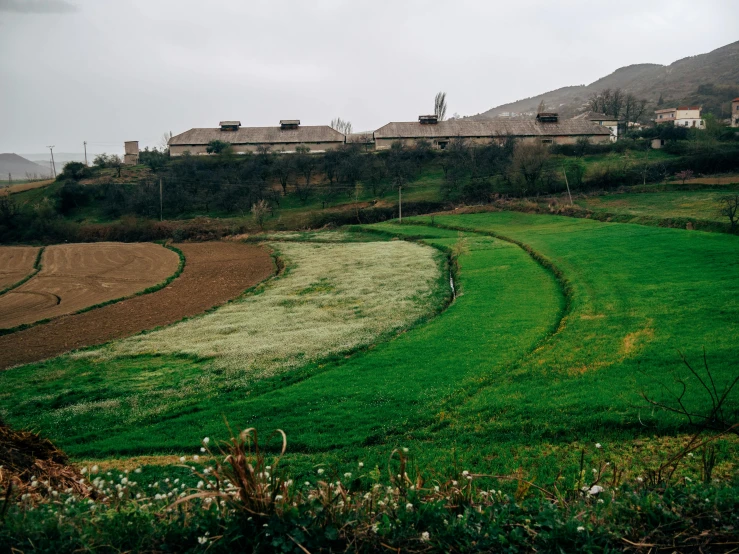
[2,212,738,485]
[405,212,739,441]
[576,190,730,223]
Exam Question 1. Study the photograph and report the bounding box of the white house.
[655,106,704,128]
[732,98,739,128]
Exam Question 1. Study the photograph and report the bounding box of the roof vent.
[419,115,438,124]
[220,121,241,131]
[536,112,558,123]
[280,120,300,130]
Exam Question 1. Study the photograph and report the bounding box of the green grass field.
[576,191,731,224]
[2,212,738,484]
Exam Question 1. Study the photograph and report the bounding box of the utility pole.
[47,146,56,178]
[398,185,402,223]
[159,178,163,222]
[8,173,11,184]
[83,141,88,166]
[562,167,573,206]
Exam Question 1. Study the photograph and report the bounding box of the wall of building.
[732,102,739,128]
[374,134,609,151]
[170,141,344,157]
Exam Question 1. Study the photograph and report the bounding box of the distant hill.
[0,154,52,181]
[471,40,739,121]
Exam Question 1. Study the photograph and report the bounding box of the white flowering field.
[82,240,443,381]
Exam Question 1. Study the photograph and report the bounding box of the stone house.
[168,120,345,156]
[372,113,612,150]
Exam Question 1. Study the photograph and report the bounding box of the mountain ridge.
[469,40,739,120]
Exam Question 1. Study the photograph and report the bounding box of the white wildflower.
[203,437,210,445]
[595,443,602,449]
[421,531,430,542]
[577,526,585,532]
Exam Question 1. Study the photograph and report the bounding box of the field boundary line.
[0,243,185,337]
[396,219,574,353]
[204,236,454,400]
[0,246,45,297]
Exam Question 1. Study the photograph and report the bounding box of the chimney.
[280,120,300,130]
[123,141,139,165]
[419,115,438,124]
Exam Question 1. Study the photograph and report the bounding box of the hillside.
[0,153,52,181]
[472,40,739,120]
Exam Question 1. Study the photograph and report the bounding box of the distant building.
[655,106,704,128]
[572,111,619,141]
[732,98,739,128]
[372,113,612,150]
[123,141,139,165]
[168,120,345,156]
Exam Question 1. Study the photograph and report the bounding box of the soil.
[0,243,179,329]
[0,242,274,369]
[0,246,39,289]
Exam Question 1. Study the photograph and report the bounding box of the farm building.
[168,120,345,156]
[732,98,739,128]
[372,113,612,150]
[572,111,619,141]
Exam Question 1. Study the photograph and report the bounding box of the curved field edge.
[404,212,739,441]
[361,221,574,409]
[21,227,562,458]
[80,240,447,378]
[0,245,44,296]
[0,239,458,456]
[0,243,185,337]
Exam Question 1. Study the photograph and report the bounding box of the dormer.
[536,112,559,123]
[419,115,438,124]
[280,120,300,130]
[220,121,241,131]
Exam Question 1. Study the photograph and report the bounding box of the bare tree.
[330,117,353,135]
[251,199,269,230]
[623,93,648,127]
[511,142,549,197]
[434,92,447,121]
[159,131,173,151]
[536,99,547,114]
[719,194,739,232]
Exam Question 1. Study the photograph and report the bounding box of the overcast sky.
[1,0,737,154]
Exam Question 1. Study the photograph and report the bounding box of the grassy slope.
[0,228,561,466]
[576,190,729,223]
[2,213,738,482]
[406,213,739,444]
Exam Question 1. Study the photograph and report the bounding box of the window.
[438,141,448,150]
[541,139,553,144]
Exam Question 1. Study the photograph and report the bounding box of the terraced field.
[1,214,738,483]
[0,242,179,329]
[0,246,39,290]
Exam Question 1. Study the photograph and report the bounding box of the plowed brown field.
[0,243,179,330]
[0,246,40,290]
[0,242,273,369]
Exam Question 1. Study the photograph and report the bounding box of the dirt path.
[0,242,273,369]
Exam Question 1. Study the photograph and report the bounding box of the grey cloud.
[0,0,78,13]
